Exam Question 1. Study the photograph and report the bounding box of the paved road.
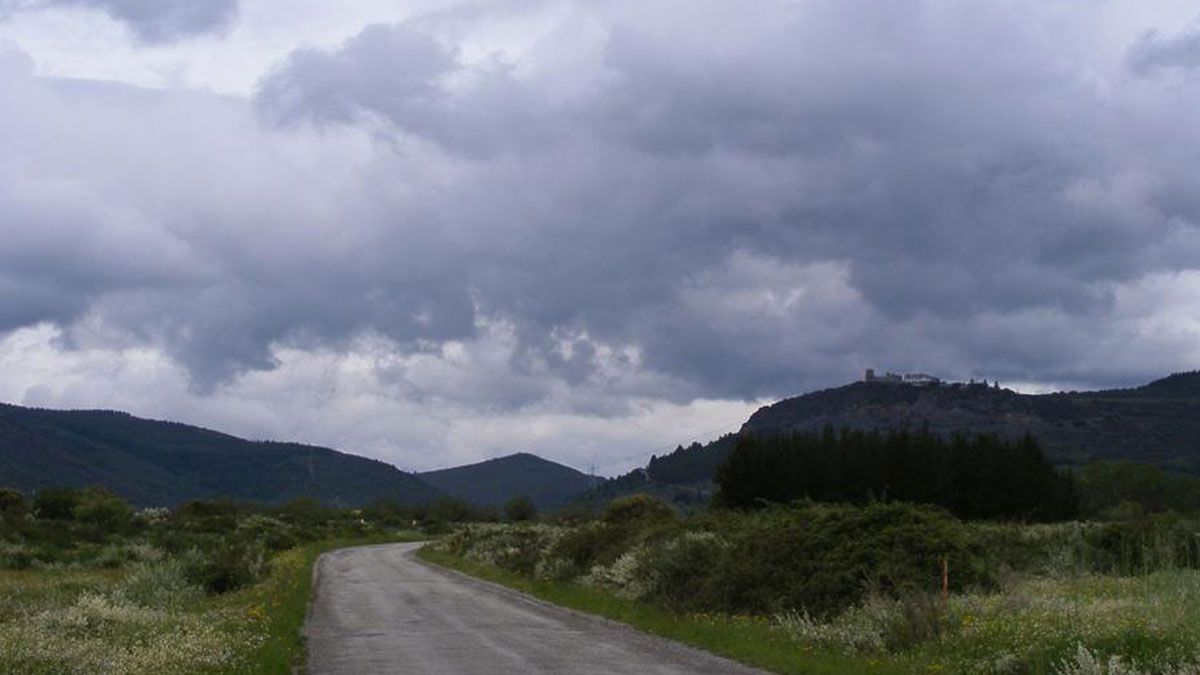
[304,542,768,674]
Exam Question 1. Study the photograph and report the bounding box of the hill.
[590,371,1200,503]
[0,402,442,507]
[418,452,597,510]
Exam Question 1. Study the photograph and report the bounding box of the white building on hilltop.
[864,369,940,387]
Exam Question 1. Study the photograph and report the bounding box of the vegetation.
[715,428,1078,521]
[1077,461,1200,517]
[0,484,454,673]
[627,372,1200,501]
[418,452,596,510]
[0,402,441,507]
[428,493,1200,674]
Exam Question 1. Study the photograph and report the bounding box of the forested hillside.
[0,403,441,507]
[637,372,1200,488]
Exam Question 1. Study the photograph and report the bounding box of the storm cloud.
[1,0,1199,471]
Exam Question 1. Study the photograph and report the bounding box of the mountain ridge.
[0,401,442,507]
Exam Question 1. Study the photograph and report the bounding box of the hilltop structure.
[863,368,940,387]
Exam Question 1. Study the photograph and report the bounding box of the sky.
[1,0,1199,475]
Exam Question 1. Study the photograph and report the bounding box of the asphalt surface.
[304,542,768,674]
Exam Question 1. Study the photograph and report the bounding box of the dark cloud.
[4,2,1200,416]
[1,0,237,42]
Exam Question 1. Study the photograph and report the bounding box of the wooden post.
[941,556,949,609]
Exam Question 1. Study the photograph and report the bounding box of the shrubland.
[0,486,476,673]
[428,438,1200,675]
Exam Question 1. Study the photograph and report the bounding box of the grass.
[0,531,425,674]
[418,546,893,675]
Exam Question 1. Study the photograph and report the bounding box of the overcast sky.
[1,0,1199,475]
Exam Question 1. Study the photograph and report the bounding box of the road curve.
[304,542,768,674]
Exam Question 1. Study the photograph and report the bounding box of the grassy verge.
[417,546,893,675]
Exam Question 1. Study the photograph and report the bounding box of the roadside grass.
[0,531,425,674]
[418,546,896,675]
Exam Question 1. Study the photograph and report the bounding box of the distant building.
[903,373,940,387]
[864,368,940,387]
[863,368,903,384]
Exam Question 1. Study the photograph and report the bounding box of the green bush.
[237,514,299,552]
[1079,514,1200,574]
[74,487,134,533]
[703,502,987,617]
[116,559,204,608]
[0,487,27,519]
[545,521,632,577]
[183,539,269,594]
[504,495,537,522]
[636,531,730,609]
[33,487,83,520]
[603,494,677,525]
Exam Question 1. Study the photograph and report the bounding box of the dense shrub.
[603,494,677,525]
[703,502,987,616]
[1078,461,1200,517]
[438,523,563,577]
[116,558,204,609]
[0,487,27,519]
[173,499,245,533]
[635,531,730,609]
[74,487,134,533]
[33,487,83,520]
[436,499,991,618]
[546,522,627,576]
[183,539,269,594]
[504,495,537,522]
[1080,514,1200,575]
[237,515,299,552]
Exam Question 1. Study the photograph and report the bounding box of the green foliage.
[715,428,1078,521]
[430,510,1200,674]
[182,539,269,594]
[33,486,82,520]
[434,501,985,618]
[238,514,300,552]
[646,435,738,485]
[73,486,134,532]
[0,488,27,519]
[1078,461,1200,517]
[504,494,537,522]
[708,503,985,617]
[603,494,677,525]
[1079,514,1200,575]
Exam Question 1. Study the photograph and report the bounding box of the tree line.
[715,427,1078,521]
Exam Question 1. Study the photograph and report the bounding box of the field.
[425,498,1200,675]
[0,487,433,673]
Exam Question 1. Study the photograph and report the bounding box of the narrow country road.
[304,542,768,674]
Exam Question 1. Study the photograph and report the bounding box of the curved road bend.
[305,542,768,675]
